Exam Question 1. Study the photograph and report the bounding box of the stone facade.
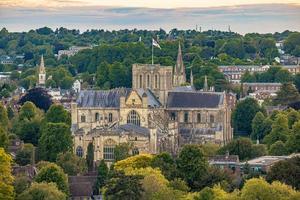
[71,44,233,163]
[38,55,46,86]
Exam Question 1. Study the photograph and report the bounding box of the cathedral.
[71,44,233,163]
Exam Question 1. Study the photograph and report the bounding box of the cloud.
[0,4,300,34]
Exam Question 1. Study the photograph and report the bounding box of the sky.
[1,0,300,34]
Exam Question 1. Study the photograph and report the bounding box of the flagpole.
[152,41,154,65]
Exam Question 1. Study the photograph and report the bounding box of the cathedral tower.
[173,42,186,87]
[38,55,46,86]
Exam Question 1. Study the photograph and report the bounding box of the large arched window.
[76,146,83,157]
[197,113,201,123]
[127,110,140,126]
[103,139,116,161]
[184,112,189,123]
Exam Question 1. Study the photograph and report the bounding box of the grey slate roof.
[76,88,161,108]
[117,124,150,137]
[167,91,223,108]
[77,88,131,108]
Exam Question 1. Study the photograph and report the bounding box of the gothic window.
[184,112,189,123]
[76,146,83,157]
[127,110,140,126]
[81,115,86,122]
[147,74,150,88]
[155,74,159,89]
[197,113,201,123]
[170,112,176,121]
[132,147,139,156]
[108,113,113,122]
[139,74,143,88]
[103,139,116,161]
[210,115,215,123]
[95,113,100,121]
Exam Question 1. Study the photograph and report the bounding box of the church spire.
[38,55,46,86]
[173,42,186,87]
[203,75,208,92]
[39,55,46,74]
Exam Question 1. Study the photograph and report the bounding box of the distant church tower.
[38,55,46,86]
[173,42,186,87]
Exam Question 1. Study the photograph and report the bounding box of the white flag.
[152,39,161,49]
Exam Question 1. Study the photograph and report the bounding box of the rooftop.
[167,91,224,109]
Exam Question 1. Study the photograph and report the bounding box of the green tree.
[0,148,14,200]
[18,101,38,121]
[287,109,300,128]
[285,121,300,153]
[232,98,263,135]
[284,32,300,54]
[14,119,41,146]
[0,127,8,149]
[56,151,87,176]
[0,103,8,130]
[114,143,132,162]
[241,70,256,83]
[45,104,71,125]
[104,173,143,200]
[266,156,300,190]
[15,143,35,166]
[269,141,288,156]
[263,113,290,146]
[94,160,108,194]
[35,163,69,196]
[86,142,94,172]
[274,83,300,105]
[38,123,73,162]
[151,152,178,180]
[177,145,208,190]
[218,138,255,161]
[14,175,31,196]
[17,182,66,200]
[251,112,267,140]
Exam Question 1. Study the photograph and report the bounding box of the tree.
[86,142,94,172]
[18,101,38,121]
[56,151,87,176]
[241,70,256,83]
[285,121,300,153]
[0,103,8,130]
[177,145,208,190]
[0,127,8,149]
[114,143,132,162]
[0,148,14,200]
[114,154,153,171]
[45,104,71,125]
[284,32,300,54]
[218,138,254,161]
[168,178,190,192]
[266,156,300,190]
[287,109,300,128]
[294,73,300,92]
[15,143,34,166]
[14,119,41,146]
[251,112,267,140]
[232,98,263,135]
[269,141,288,156]
[274,83,300,105]
[35,163,69,196]
[38,123,73,162]
[104,172,143,200]
[14,174,31,196]
[17,182,66,200]
[263,113,290,146]
[151,152,178,180]
[19,88,53,111]
[94,160,108,194]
